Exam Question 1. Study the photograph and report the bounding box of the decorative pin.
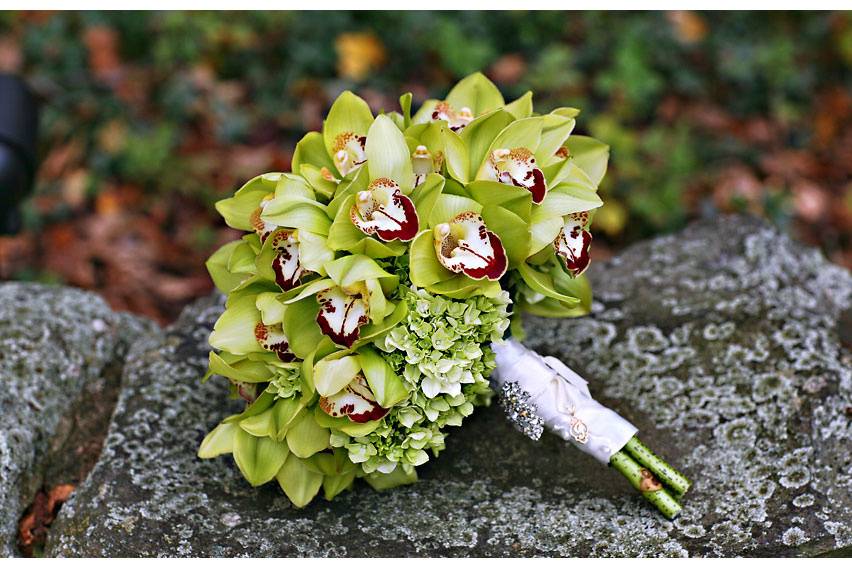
[497,381,544,441]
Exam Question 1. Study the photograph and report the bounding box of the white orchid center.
[332,131,367,177]
[433,212,508,281]
[350,178,419,242]
[483,147,547,204]
[554,211,592,278]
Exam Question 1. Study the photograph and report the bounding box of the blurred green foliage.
[2,10,850,261]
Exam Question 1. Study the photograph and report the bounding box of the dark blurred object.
[0,73,39,235]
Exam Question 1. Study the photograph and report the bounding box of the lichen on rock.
[44,215,851,557]
[0,283,155,556]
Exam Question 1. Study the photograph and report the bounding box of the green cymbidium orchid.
[285,254,400,349]
[291,90,374,200]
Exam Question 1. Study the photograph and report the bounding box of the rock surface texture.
[0,283,154,556]
[39,215,852,557]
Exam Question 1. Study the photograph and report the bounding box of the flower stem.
[623,437,691,497]
[609,450,682,519]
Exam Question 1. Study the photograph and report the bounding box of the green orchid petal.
[466,180,532,221]
[300,164,337,200]
[446,72,504,116]
[276,454,323,507]
[326,165,370,219]
[364,466,418,491]
[227,238,258,274]
[286,410,330,458]
[480,117,544,173]
[400,92,413,128]
[536,114,576,166]
[480,205,530,266]
[518,262,581,305]
[442,126,470,184]
[285,278,335,304]
[409,173,445,224]
[256,292,285,324]
[460,109,514,179]
[239,396,307,441]
[260,196,331,237]
[323,90,374,159]
[198,421,238,459]
[357,346,409,408]
[281,296,324,360]
[534,182,603,220]
[206,241,249,294]
[366,114,414,190]
[314,354,361,397]
[293,131,335,173]
[428,274,503,299]
[233,428,290,486]
[321,470,357,500]
[552,265,593,306]
[427,193,483,227]
[214,173,280,231]
[209,295,263,355]
[297,230,335,274]
[528,216,564,257]
[565,135,609,187]
[324,254,394,288]
[409,230,453,287]
[208,351,272,384]
[223,390,276,424]
[504,91,533,119]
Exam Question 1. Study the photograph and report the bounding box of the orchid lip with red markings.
[433,212,508,281]
[332,131,367,177]
[254,321,296,362]
[350,177,419,242]
[250,194,278,242]
[431,101,473,132]
[483,147,548,204]
[318,373,388,423]
[554,211,592,277]
[315,286,370,348]
[270,229,303,292]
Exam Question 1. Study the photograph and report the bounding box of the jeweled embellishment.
[332,131,367,177]
[254,321,296,362]
[270,230,303,291]
[319,373,388,423]
[431,101,473,132]
[433,211,508,281]
[350,178,419,242]
[483,147,547,204]
[315,285,370,348]
[554,211,592,277]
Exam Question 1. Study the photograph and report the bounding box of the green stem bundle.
[609,436,691,519]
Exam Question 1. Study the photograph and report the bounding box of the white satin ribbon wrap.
[492,339,638,464]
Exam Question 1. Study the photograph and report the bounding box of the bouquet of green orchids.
[198,73,691,518]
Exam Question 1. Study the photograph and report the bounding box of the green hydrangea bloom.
[327,284,510,473]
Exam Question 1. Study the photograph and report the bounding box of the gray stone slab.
[0,283,155,556]
[46,216,852,557]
